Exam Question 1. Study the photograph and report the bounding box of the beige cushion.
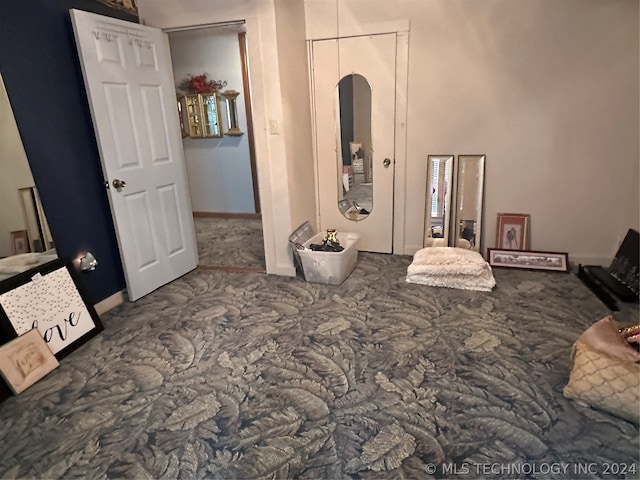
[564,316,640,423]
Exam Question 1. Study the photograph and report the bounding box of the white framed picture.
[0,328,59,394]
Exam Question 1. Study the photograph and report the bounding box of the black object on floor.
[577,264,619,311]
[608,228,639,299]
[577,228,639,309]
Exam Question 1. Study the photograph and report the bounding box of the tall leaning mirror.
[0,71,57,282]
[423,155,454,247]
[452,155,485,251]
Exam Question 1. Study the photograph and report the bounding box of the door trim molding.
[238,31,261,215]
[306,19,409,40]
[392,30,409,255]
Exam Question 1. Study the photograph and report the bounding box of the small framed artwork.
[11,230,30,255]
[496,213,530,250]
[0,328,59,394]
[487,249,569,272]
[0,258,104,360]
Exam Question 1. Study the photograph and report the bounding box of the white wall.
[274,0,316,231]
[169,29,256,214]
[140,0,639,271]
[0,73,34,257]
[306,0,639,265]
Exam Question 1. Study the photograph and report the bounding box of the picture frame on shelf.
[0,258,104,360]
[487,249,569,272]
[496,213,530,250]
[0,328,59,394]
[10,230,30,255]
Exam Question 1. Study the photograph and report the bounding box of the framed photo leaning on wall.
[10,230,30,255]
[496,213,530,250]
[0,328,59,394]
[487,249,569,272]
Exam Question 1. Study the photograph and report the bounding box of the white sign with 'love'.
[0,267,95,355]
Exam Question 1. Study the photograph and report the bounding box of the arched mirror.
[423,155,454,247]
[0,71,57,282]
[452,155,485,251]
[336,73,373,221]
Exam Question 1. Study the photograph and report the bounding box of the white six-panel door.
[71,9,198,301]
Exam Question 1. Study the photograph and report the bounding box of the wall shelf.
[177,93,223,138]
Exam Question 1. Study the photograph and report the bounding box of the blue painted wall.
[0,1,137,304]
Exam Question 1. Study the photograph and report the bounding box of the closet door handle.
[383,158,392,167]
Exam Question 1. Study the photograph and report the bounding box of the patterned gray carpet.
[0,252,638,479]
[195,217,265,271]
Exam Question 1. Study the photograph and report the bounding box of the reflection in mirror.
[336,74,372,221]
[453,155,485,252]
[423,155,454,247]
[0,71,57,282]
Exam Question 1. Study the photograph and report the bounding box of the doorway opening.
[167,23,265,273]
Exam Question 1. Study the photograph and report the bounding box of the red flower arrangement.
[178,73,227,94]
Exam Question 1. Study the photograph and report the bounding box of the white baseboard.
[268,263,296,277]
[94,290,126,316]
[404,243,424,256]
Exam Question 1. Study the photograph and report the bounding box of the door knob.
[112,179,126,190]
[383,158,392,167]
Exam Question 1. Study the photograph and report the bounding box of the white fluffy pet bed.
[406,247,496,292]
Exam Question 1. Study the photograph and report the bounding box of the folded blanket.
[406,247,496,292]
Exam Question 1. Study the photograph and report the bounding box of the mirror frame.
[337,73,373,221]
[451,154,486,252]
[423,155,454,247]
[0,71,57,283]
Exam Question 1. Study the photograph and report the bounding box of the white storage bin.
[297,232,361,285]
